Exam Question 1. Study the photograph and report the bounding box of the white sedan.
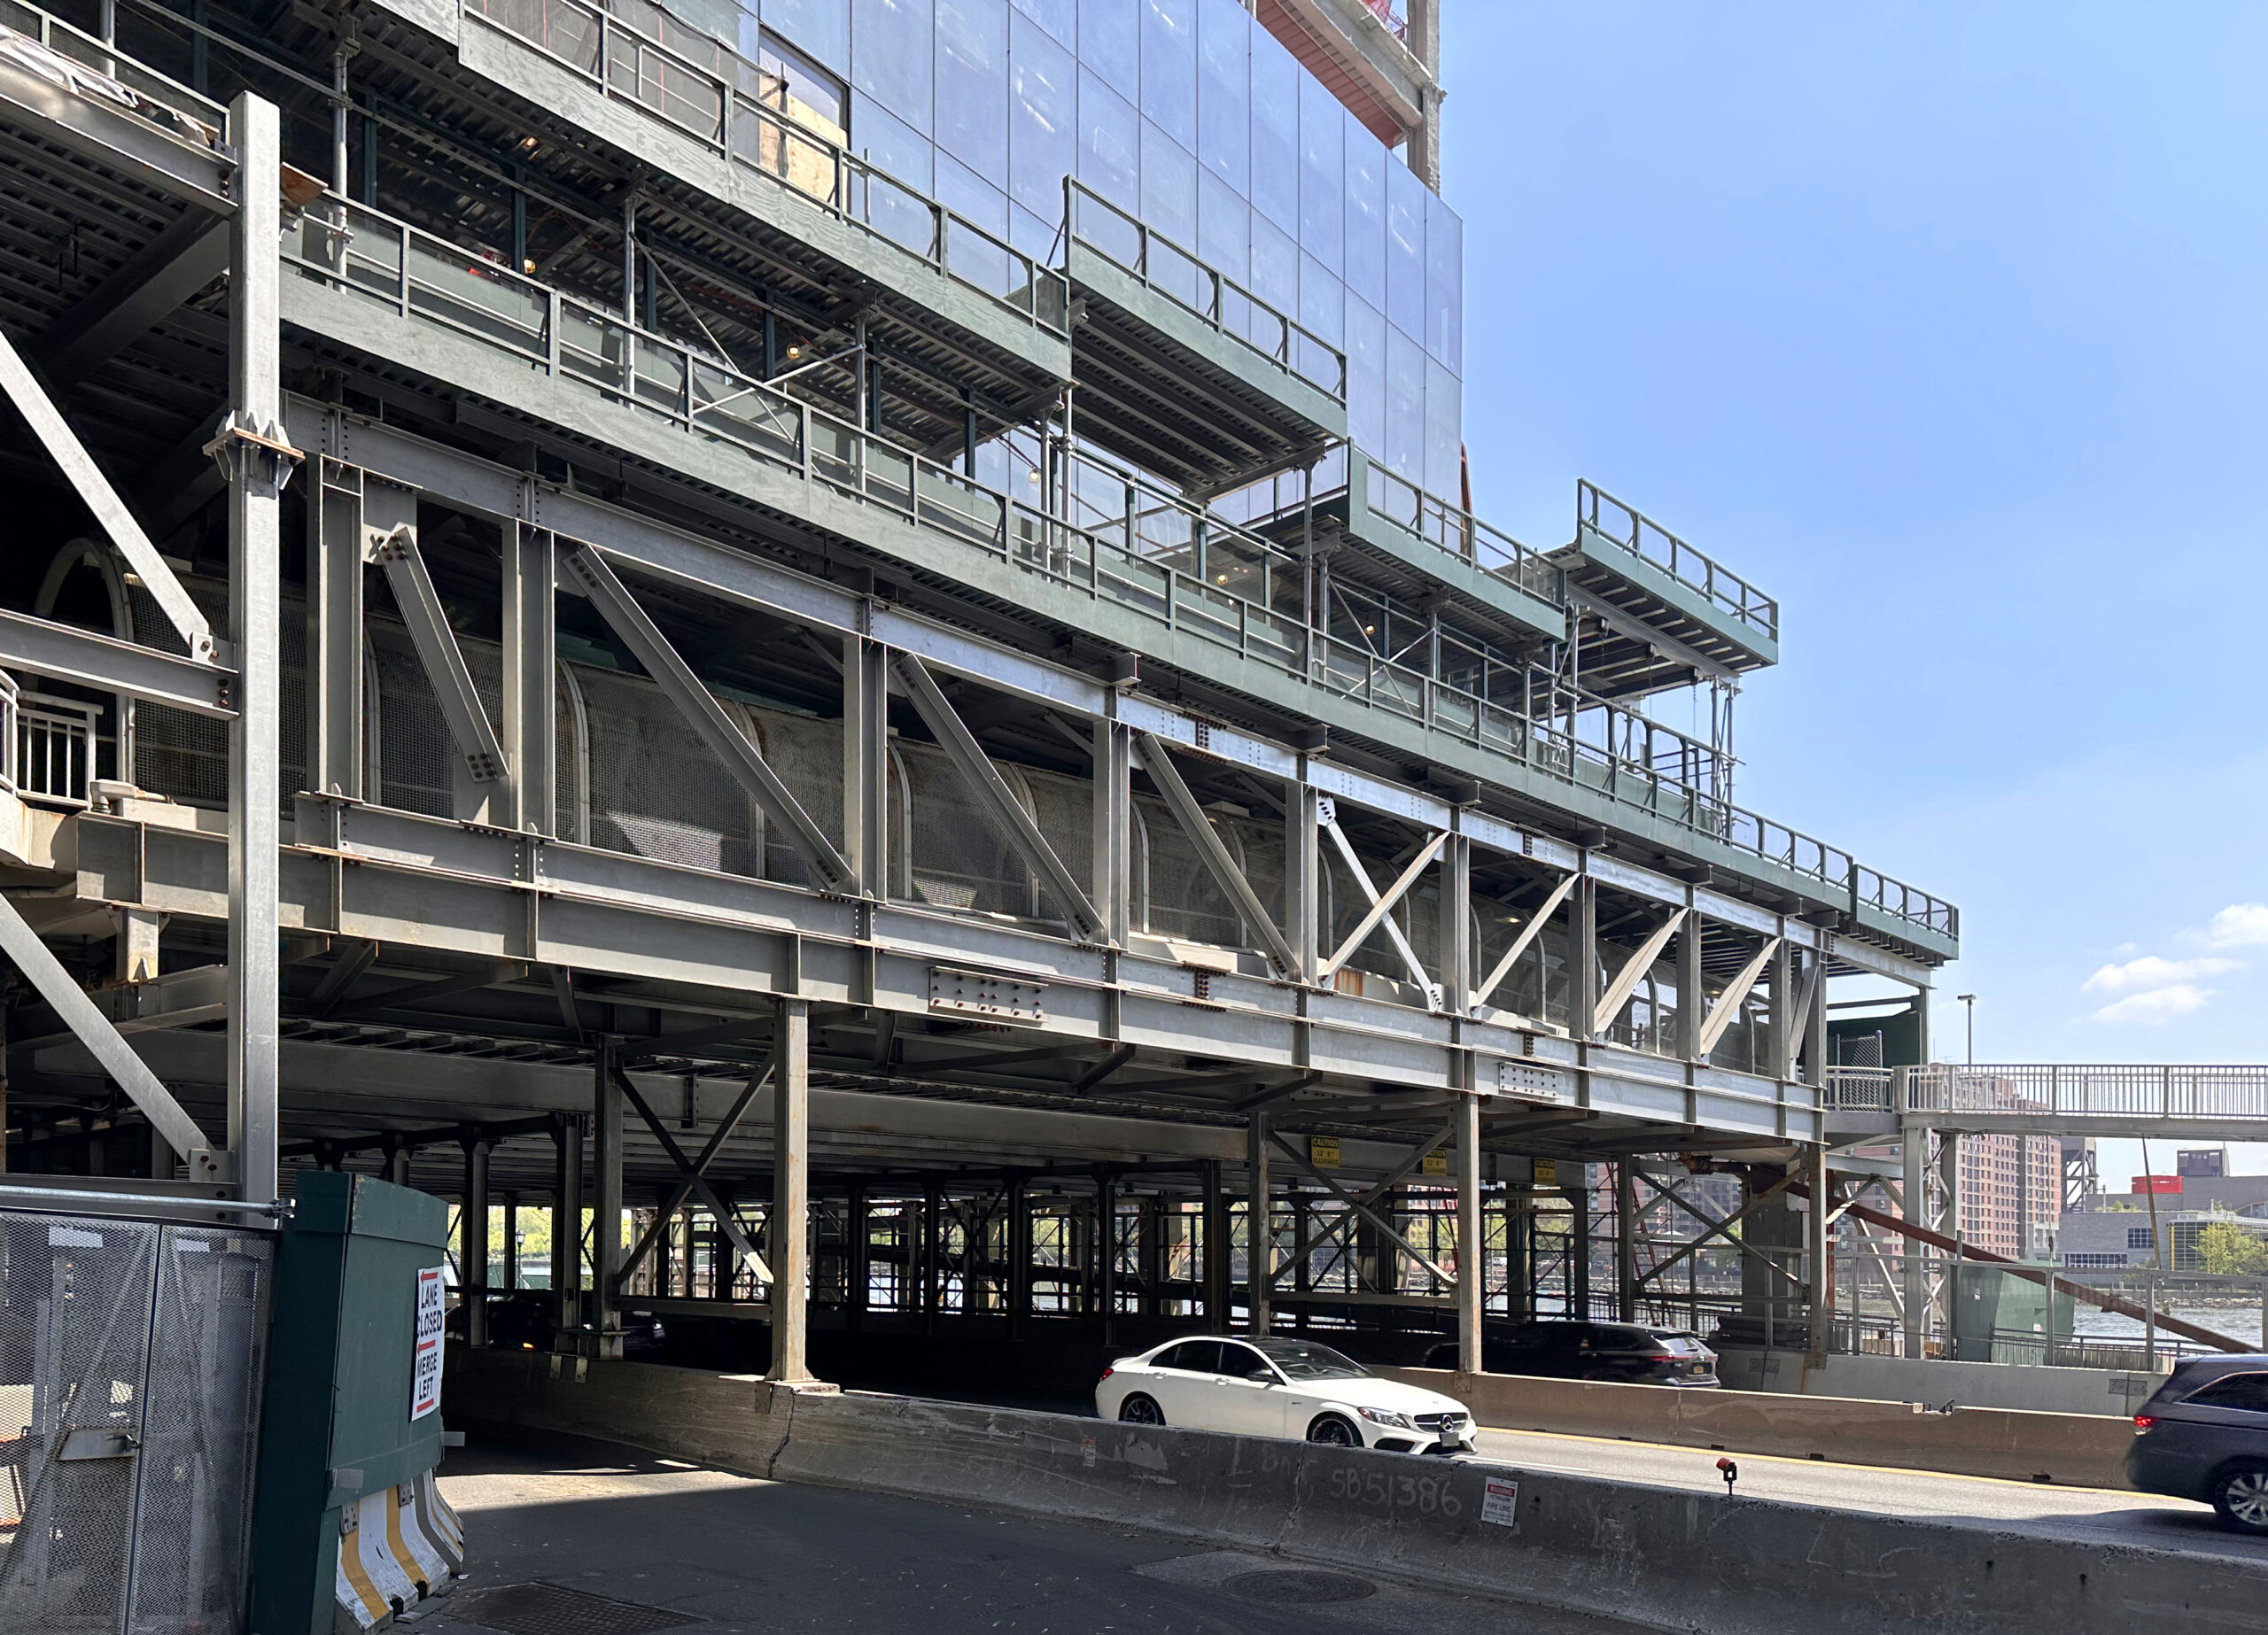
[1095,1336,1474,1453]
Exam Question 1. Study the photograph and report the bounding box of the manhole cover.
[450,1581,704,1635]
[1223,1569,1378,1604]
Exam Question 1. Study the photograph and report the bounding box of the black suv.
[2125,1354,2268,1533]
[1424,1321,1720,1385]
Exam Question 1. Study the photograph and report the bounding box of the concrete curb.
[445,1348,2268,1635]
[1378,1366,2139,1488]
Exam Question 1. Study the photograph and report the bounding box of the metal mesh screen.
[0,1213,159,1633]
[744,708,843,889]
[0,1211,270,1635]
[1236,822,1286,947]
[125,1228,272,1635]
[369,623,457,818]
[556,670,583,842]
[128,583,229,806]
[891,743,1028,916]
[1022,769,1091,930]
[574,663,762,876]
[1137,796,1240,946]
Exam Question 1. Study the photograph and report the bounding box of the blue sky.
[1441,4,2268,1175]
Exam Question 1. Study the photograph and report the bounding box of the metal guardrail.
[1362,459,1563,605]
[285,194,1957,947]
[1063,178,1348,402]
[1577,479,1778,642]
[15,689,102,805]
[462,0,1068,336]
[1825,1064,2268,1123]
[0,0,225,145]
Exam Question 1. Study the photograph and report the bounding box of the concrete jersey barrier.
[447,1347,2267,1635]
[1378,1366,2139,1488]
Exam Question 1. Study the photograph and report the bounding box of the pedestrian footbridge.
[1825,1063,2268,1141]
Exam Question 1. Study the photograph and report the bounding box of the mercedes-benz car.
[1095,1336,1475,1453]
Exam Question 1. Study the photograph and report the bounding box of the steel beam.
[563,543,854,891]
[0,608,234,716]
[1469,872,1578,1013]
[371,523,510,787]
[0,307,214,661]
[1593,910,1687,1038]
[1318,812,1444,1001]
[610,1062,773,1286]
[0,891,213,1162]
[894,654,1105,941]
[1698,936,1782,1058]
[1135,732,1299,975]
[39,212,229,384]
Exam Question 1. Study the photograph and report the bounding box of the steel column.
[592,1044,624,1356]
[771,997,812,1382]
[1901,1124,1928,1359]
[1572,873,1599,1041]
[1456,1091,1482,1372]
[1091,717,1132,946]
[1247,1112,1271,1335]
[462,1136,489,1346]
[1202,1159,1229,1324]
[223,91,284,1206]
[309,461,364,796]
[1675,910,1704,1062]
[843,628,888,898]
[503,523,557,833]
[1285,782,1321,984]
[554,1114,583,1336]
[1615,1158,1638,1321]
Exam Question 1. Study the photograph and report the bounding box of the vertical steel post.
[592,1044,623,1356]
[554,1114,583,1338]
[1767,938,1794,1081]
[1096,1167,1118,1344]
[1285,781,1321,984]
[921,1180,942,1334]
[1615,1159,1638,1321]
[1091,716,1131,946]
[1202,1160,1228,1325]
[1439,829,1471,1013]
[503,523,556,833]
[503,1195,518,1290]
[462,1136,489,1346]
[846,1181,870,1329]
[1676,910,1704,1063]
[1805,953,1830,1087]
[1457,1091,1483,1373]
[1806,1144,1829,1355]
[310,460,363,796]
[1247,1113,1271,1336]
[1901,1124,1928,1359]
[225,92,284,1206]
[1573,872,1599,1040]
[770,997,812,1381]
[1006,1174,1030,1338]
[843,625,888,899]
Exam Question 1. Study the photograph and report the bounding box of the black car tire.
[2210,1463,2268,1534]
[1118,1393,1165,1426]
[1307,1414,1360,1447]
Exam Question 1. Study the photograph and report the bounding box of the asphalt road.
[423,1429,1651,1635]
[1464,1423,2268,1561]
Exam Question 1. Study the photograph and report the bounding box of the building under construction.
[0,0,2008,1624]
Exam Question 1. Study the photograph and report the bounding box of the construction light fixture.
[1955,994,1977,1065]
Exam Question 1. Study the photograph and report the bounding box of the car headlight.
[1355,1406,1415,1430]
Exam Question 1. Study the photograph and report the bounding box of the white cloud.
[2083,954,2240,996]
[2203,903,2268,948]
[2092,984,2216,1025]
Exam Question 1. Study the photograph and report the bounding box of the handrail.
[460,0,1069,337]
[1361,457,1563,605]
[0,0,225,145]
[1061,177,1348,403]
[284,193,1955,945]
[1826,1064,2268,1122]
[1576,479,1778,641]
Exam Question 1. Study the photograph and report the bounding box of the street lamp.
[1955,994,1976,1065]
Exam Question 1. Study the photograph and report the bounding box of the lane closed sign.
[410,1266,445,1421]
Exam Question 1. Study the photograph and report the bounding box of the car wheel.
[2211,1464,2268,1534]
[1117,1393,1165,1426]
[1306,1414,1359,1447]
